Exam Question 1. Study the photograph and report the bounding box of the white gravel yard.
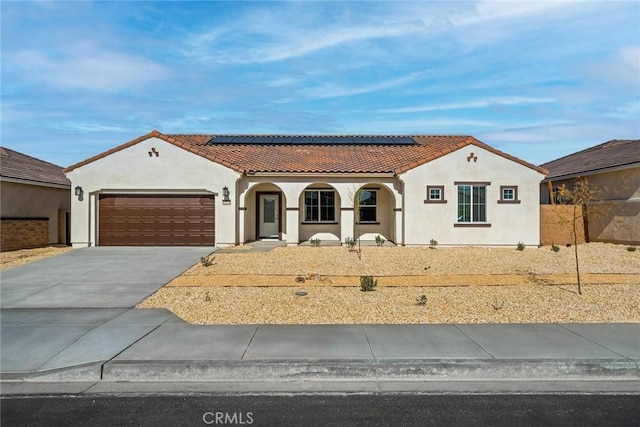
[137,243,640,324]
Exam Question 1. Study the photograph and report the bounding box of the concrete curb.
[101,359,640,382]
[1,363,103,382]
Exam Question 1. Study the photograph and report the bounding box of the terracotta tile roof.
[541,139,640,179]
[1,147,70,187]
[64,130,547,175]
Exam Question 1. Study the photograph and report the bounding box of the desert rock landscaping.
[138,243,640,324]
[0,246,73,271]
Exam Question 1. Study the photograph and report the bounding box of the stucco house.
[540,139,639,244]
[0,147,71,251]
[63,130,547,248]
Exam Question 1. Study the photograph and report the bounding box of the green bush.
[310,238,321,247]
[344,237,356,250]
[551,244,560,252]
[416,294,427,306]
[200,255,215,267]
[516,242,525,251]
[429,239,438,249]
[627,246,637,252]
[375,234,385,246]
[360,275,377,292]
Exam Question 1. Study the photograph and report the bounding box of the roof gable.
[64,130,547,175]
[541,139,640,179]
[1,147,70,187]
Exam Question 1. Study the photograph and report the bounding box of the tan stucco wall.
[543,167,639,244]
[401,144,545,246]
[66,137,240,247]
[0,180,70,247]
[540,205,586,246]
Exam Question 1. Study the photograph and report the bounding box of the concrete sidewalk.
[2,308,638,384]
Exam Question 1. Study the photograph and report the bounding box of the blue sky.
[2,1,639,168]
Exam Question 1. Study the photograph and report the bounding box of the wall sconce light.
[222,186,230,203]
[74,185,84,201]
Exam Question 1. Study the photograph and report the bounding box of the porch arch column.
[285,207,299,245]
[238,206,246,244]
[340,208,355,242]
[394,207,403,245]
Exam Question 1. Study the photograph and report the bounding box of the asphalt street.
[2,394,640,427]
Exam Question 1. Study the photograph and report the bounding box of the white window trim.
[358,189,378,223]
[455,182,490,225]
[304,190,336,223]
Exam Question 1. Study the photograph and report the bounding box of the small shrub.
[344,237,356,250]
[627,246,637,252]
[310,238,321,247]
[551,243,560,252]
[429,239,438,249]
[516,242,525,251]
[375,234,385,246]
[416,294,427,306]
[200,255,215,267]
[491,298,504,310]
[204,291,211,302]
[360,275,377,292]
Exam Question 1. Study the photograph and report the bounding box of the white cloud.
[605,101,640,119]
[304,72,429,99]
[13,49,171,92]
[50,122,130,133]
[381,97,556,114]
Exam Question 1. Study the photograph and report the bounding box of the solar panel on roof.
[206,135,416,145]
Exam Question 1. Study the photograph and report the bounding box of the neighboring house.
[540,139,640,244]
[63,130,547,248]
[0,147,71,251]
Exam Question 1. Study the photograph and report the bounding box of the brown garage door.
[99,194,214,246]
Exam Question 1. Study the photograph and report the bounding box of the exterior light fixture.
[222,186,230,203]
[74,185,84,201]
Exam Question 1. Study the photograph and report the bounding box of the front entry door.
[259,194,280,238]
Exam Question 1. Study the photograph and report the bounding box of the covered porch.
[237,179,401,246]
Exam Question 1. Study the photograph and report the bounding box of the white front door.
[259,194,280,238]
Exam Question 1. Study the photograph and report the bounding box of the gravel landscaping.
[139,243,640,324]
[0,246,73,271]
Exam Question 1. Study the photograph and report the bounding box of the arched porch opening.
[242,183,287,242]
[353,183,396,243]
[298,183,342,243]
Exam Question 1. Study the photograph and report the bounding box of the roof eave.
[0,175,71,189]
[245,171,397,177]
[542,161,640,182]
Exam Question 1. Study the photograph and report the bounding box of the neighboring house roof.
[0,147,70,187]
[541,139,640,180]
[64,130,548,175]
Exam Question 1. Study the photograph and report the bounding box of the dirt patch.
[0,246,73,271]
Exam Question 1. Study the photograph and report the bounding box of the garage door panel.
[99,194,215,246]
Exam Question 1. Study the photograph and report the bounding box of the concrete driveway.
[0,247,214,308]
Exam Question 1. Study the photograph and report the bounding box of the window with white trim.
[499,185,520,204]
[358,189,377,222]
[425,185,447,203]
[457,184,487,223]
[304,190,336,222]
